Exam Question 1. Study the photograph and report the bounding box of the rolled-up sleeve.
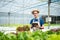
[40,19,44,26]
[30,19,33,24]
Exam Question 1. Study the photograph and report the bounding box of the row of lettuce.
[0,28,60,40]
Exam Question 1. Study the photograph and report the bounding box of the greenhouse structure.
[0,0,60,25]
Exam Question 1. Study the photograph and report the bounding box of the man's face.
[33,11,39,18]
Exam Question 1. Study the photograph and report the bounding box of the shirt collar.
[34,17,39,19]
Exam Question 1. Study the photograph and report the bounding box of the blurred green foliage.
[0,30,60,40]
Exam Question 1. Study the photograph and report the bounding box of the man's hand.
[40,25,44,29]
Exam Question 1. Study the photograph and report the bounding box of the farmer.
[30,10,44,31]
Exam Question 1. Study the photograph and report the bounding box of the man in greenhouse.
[30,10,44,31]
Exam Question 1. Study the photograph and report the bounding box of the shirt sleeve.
[30,19,33,24]
[40,18,44,26]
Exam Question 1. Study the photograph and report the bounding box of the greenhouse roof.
[0,0,60,16]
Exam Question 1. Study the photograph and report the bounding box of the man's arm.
[40,18,44,29]
[30,19,33,24]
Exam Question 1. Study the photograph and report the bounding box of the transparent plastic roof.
[0,0,60,16]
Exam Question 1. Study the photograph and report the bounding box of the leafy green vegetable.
[0,30,60,40]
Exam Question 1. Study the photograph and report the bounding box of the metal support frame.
[8,12,10,26]
[48,0,51,29]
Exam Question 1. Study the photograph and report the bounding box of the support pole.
[8,12,10,26]
[48,0,51,29]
